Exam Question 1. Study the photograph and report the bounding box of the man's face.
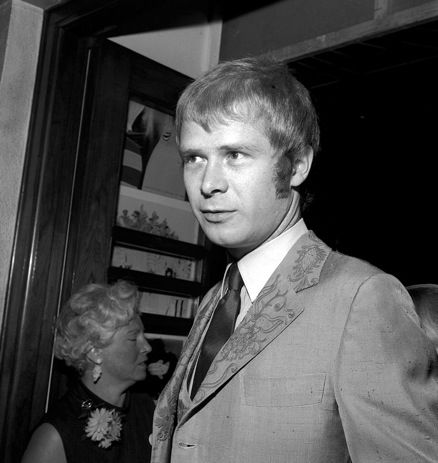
[179,119,295,258]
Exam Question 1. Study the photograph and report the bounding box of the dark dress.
[43,380,154,463]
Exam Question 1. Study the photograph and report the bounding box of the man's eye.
[182,155,201,165]
[228,151,243,160]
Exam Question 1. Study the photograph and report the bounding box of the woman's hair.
[407,284,438,351]
[54,280,140,373]
[175,56,320,205]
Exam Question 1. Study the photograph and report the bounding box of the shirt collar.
[237,219,307,302]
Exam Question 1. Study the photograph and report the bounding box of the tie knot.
[227,263,244,292]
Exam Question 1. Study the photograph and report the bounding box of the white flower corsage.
[84,407,122,448]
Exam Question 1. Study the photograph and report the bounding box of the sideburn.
[273,154,293,198]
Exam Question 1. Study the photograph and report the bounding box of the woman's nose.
[141,336,152,354]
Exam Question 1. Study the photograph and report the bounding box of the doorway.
[292,21,438,284]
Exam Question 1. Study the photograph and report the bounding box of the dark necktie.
[191,262,244,398]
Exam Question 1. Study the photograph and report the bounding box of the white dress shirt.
[188,219,307,394]
[220,219,308,328]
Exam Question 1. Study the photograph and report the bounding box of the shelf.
[112,225,206,259]
[108,266,204,297]
[140,313,193,336]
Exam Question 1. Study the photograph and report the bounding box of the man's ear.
[290,147,314,188]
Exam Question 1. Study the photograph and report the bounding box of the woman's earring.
[92,361,102,383]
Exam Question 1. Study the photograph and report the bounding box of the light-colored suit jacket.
[151,232,438,462]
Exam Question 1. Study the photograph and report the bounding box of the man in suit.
[151,57,438,462]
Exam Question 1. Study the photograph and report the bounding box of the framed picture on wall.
[120,98,186,201]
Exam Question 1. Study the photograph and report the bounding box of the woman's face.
[100,316,151,388]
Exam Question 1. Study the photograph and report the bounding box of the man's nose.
[200,160,228,197]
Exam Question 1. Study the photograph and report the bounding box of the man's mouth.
[201,209,234,222]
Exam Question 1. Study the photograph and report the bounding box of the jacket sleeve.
[334,273,438,462]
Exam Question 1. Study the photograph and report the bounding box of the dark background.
[292,23,438,285]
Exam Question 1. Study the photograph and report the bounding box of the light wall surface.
[0,0,45,328]
[110,13,222,78]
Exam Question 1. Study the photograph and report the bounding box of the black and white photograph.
[3,1,438,462]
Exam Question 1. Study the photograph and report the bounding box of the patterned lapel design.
[187,231,330,408]
[151,285,222,462]
[151,231,331,462]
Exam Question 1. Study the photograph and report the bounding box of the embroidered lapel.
[151,284,222,461]
[151,231,331,453]
[189,231,331,406]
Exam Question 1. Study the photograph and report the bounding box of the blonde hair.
[176,56,320,205]
[407,284,438,351]
[54,280,140,373]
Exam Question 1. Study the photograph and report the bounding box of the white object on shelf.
[117,185,199,244]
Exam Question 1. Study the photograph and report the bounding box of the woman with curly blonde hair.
[22,280,154,463]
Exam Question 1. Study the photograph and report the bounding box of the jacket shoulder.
[322,250,385,284]
[319,250,415,319]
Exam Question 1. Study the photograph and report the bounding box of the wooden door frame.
[0,0,208,458]
[0,1,156,460]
